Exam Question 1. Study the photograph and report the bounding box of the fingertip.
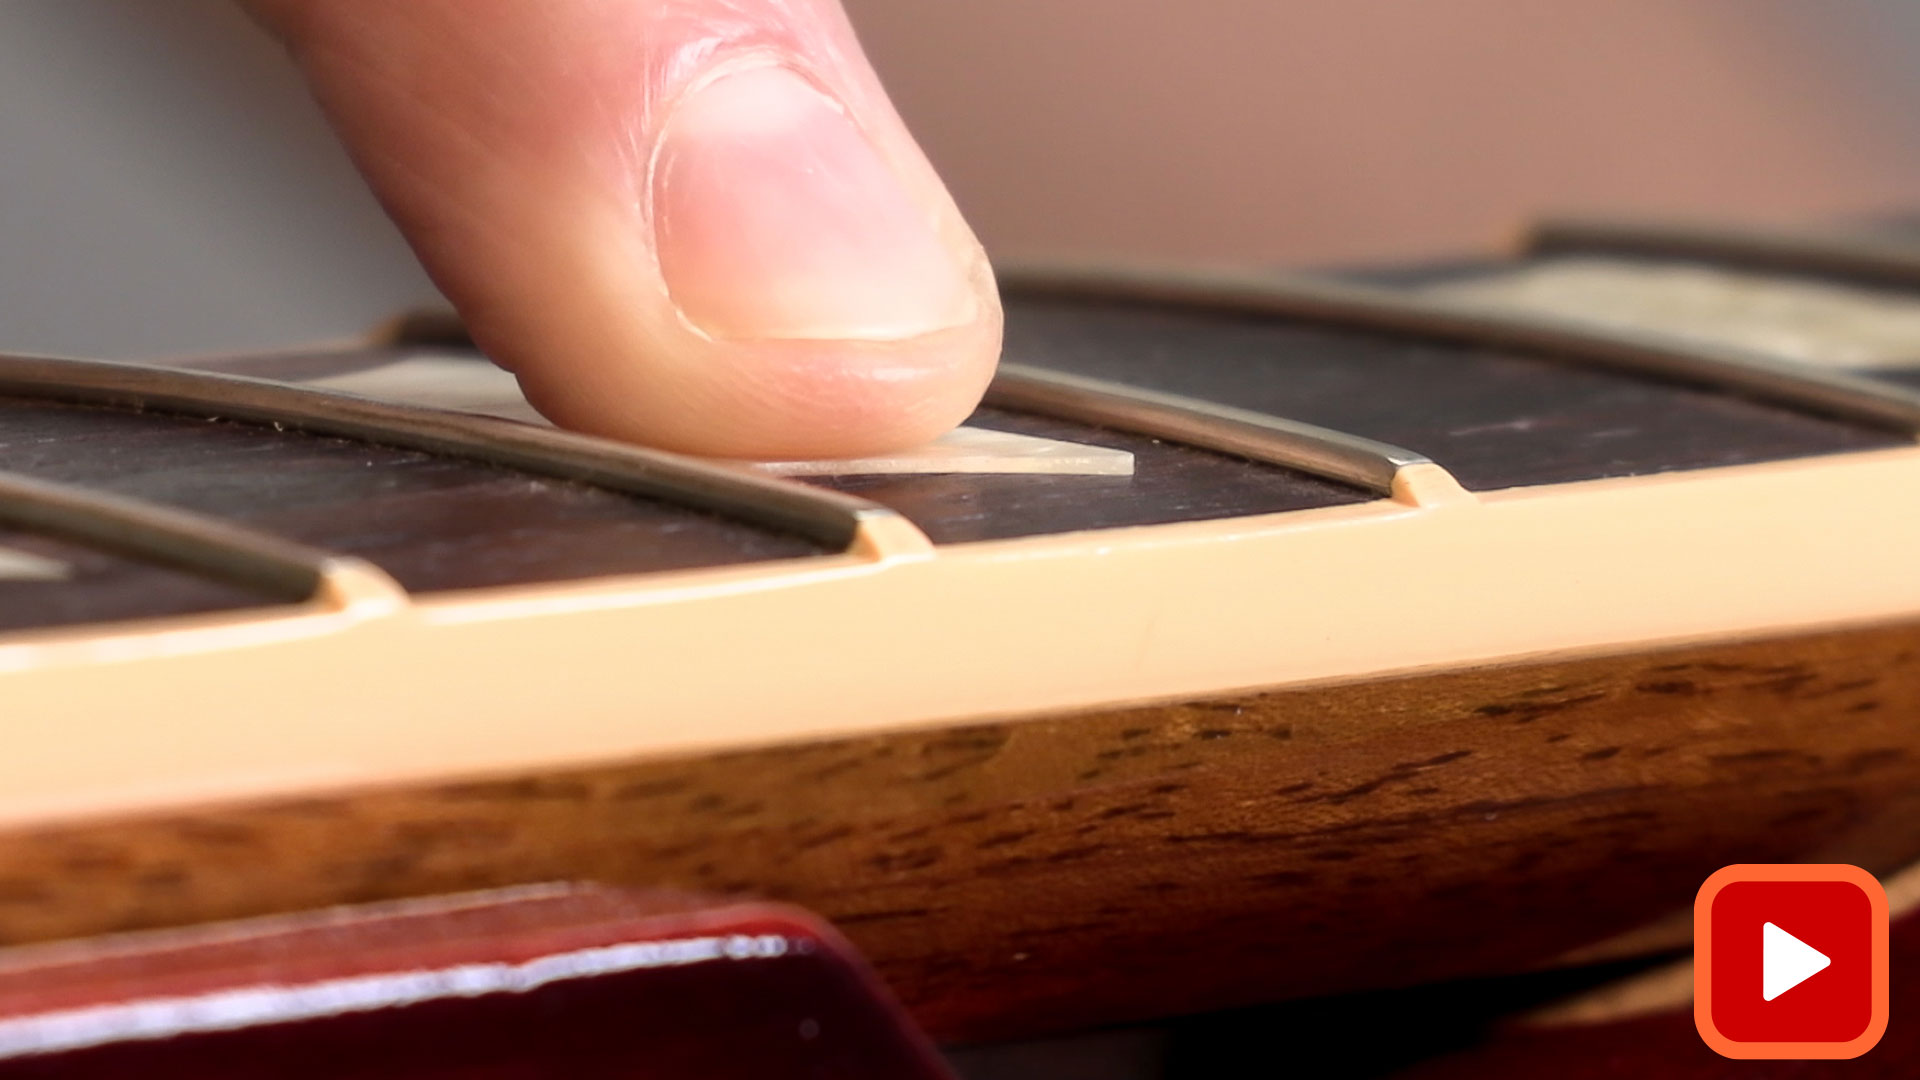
[513,271,1004,460]
[249,0,1002,459]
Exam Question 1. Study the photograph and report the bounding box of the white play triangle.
[1762,921,1832,1002]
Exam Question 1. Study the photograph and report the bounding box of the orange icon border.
[1694,863,1889,1060]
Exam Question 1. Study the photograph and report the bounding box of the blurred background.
[3,0,1920,358]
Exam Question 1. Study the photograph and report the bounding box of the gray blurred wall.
[3,1,1919,359]
[0,2,437,358]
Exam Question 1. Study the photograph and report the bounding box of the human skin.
[239,0,1002,459]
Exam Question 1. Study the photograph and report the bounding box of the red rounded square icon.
[1695,864,1889,1059]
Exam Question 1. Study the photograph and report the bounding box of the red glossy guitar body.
[0,884,952,1079]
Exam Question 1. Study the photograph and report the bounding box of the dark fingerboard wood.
[809,407,1370,544]
[184,348,1385,544]
[0,397,827,595]
[0,530,282,634]
[190,307,1907,549]
[1000,297,1905,491]
[13,281,1900,632]
[1874,367,1920,391]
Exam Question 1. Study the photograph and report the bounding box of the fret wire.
[0,471,335,602]
[1522,217,1920,290]
[375,307,1439,497]
[378,307,1448,499]
[986,364,1429,499]
[0,354,904,554]
[999,265,1920,435]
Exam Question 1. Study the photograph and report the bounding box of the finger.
[240,0,1000,458]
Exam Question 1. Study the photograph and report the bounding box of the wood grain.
[0,622,1912,1042]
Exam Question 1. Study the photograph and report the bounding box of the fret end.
[1391,463,1475,508]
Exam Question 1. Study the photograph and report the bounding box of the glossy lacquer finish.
[0,885,951,1079]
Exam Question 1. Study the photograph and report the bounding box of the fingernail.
[652,65,977,342]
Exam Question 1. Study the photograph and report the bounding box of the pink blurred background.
[845,0,1920,263]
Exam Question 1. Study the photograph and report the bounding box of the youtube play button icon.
[1762,921,1830,1002]
[1695,865,1889,1059]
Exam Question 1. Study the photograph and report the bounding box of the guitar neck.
[0,220,1917,1041]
